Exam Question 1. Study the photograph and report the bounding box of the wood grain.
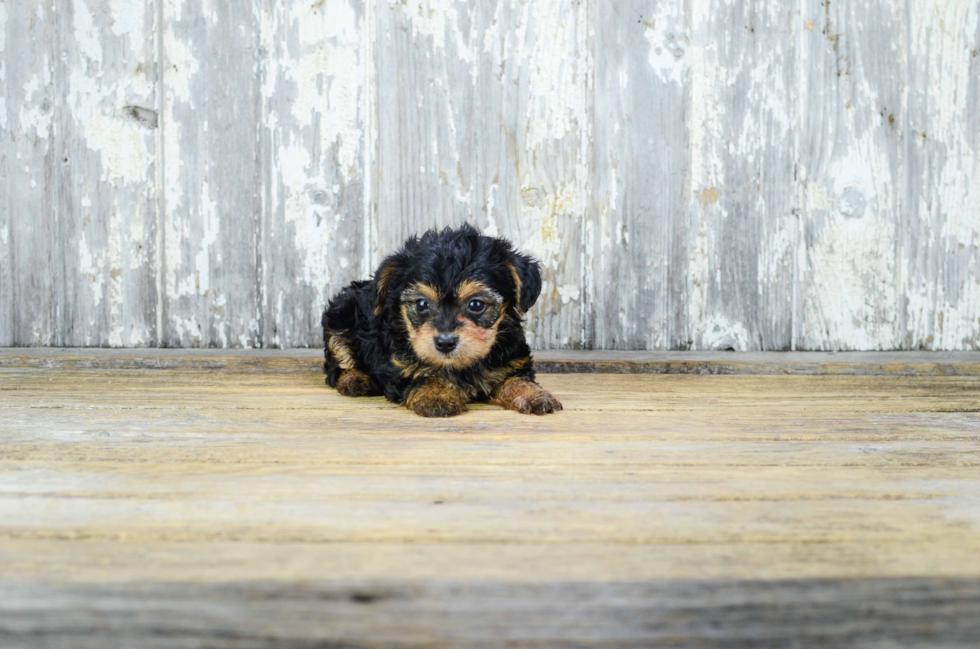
[3,578,980,649]
[686,0,798,352]
[1,356,979,645]
[0,0,159,346]
[797,0,905,350]
[161,0,264,347]
[5,348,980,376]
[591,0,688,350]
[257,0,368,348]
[903,0,980,350]
[1,2,979,350]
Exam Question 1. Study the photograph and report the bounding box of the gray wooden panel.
[1,0,979,350]
[161,0,264,347]
[685,0,797,351]
[256,0,367,348]
[590,0,689,350]
[374,0,589,349]
[0,0,158,346]
[903,0,980,351]
[797,0,905,350]
[0,2,8,346]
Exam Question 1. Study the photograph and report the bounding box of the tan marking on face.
[327,334,355,370]
[400,303,414,334]
[408,322,449,367]
[452,320,497,367]
[409,282,439,303]
[457,279,490,302]
[492,303,509,328]
[506,262,523,314]
[408,319,497,370]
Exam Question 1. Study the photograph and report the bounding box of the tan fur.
[407,317,498,370]
[373,263,398,314]
[457,279,490,302]
[336,368,376,397]
[408,282,439,303]
[469,356,529,397]
[405,378,467,417]
[327,334,356,370]
[393,356,529,402]
[506,262,524,314]
[492,376,562,415]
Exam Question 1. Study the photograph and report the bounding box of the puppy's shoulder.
[324,280,376,332]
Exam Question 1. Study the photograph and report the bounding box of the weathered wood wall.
[1,0,978,350]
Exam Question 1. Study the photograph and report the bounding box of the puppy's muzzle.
[434,333,458,354]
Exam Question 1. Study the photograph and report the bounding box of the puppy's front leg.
[406,378,467,417]
[492,377,562,415]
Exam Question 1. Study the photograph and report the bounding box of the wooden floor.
[2,353,980,647]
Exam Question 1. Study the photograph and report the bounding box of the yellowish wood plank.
[1,365,979,591]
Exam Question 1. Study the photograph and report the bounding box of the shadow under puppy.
[322,225,562,417]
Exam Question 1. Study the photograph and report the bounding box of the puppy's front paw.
[493,378,563,415]
[515,389,562,415]
[336,369,377,397]
[406,379,467,417]
[410,395,466,418]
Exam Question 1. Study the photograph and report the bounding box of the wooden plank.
[0,1,8,346]
[256,0,368,348]
[0,0,158,346]
[373,0,590,349]
[685,0,798,351]
[903,0,980,350]
[4,349,980,375]
[2,578,979,649]
[797,0,905,350]
[590,0,689,349]
[161,0,264,347]
[2,363,980,645]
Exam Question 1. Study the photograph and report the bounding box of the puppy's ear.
[374,254,403,315]
[507,252,542,315]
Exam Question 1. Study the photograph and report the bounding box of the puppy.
[322,225,562,417]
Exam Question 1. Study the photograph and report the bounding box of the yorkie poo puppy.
[322,224,562,417]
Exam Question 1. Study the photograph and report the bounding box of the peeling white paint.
[521,1,588,151]
[700,315,751,351]
[557,284,580,305]
[109,0,147,54]
[802,128,899,350]
[73,0,104,66]
[19,75,52,138]
[163,23,199,103]
[283,1,360,180]
[642,4,689,85]
[194,178,219,295]
[396,0,476,75]
[0,2,6,56]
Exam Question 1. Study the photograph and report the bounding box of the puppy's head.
[374,224,541,369]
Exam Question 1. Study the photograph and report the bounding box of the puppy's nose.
[434,334,458,354]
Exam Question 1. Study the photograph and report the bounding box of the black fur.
[322,224,552,414]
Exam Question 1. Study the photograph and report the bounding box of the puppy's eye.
[468,299,486,314]
[415,299,429,312]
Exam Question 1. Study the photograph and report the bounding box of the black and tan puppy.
[322,225,561,417]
